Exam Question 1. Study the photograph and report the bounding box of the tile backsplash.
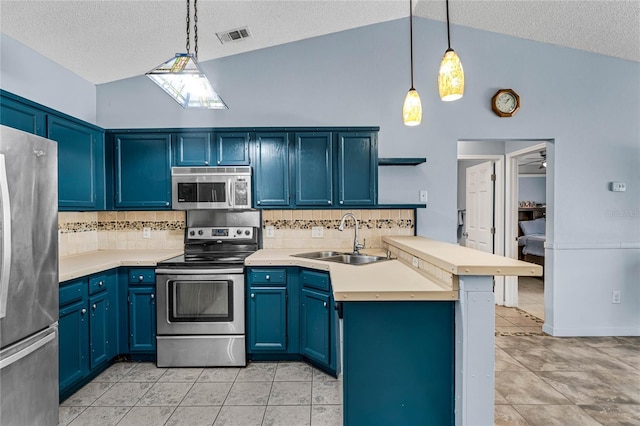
[261,209,415,250]
[59,209,415,256]
[59,211,185,256]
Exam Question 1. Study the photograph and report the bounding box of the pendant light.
[403,0,422,126]
[438,0,464,101]
[146,0,228,109]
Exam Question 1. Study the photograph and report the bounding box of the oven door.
[156,268,245,336]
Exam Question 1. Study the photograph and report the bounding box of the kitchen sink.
[293,251,389,265]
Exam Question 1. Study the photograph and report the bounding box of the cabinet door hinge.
[490,227,496,234]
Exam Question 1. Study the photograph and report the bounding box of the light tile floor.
[518,276,545,320]
[60,306,640,426]
[59,361,342,426]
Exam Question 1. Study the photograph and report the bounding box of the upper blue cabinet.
[254,132,290,207]
[113,133,171,210]
[1,91,106,211]
[173,131,250,166]
[295,132,333,206]
[48,116,105,210]
[0,95,46,137]
[337,132,377,206]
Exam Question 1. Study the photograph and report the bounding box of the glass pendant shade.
[438,49,464,102]
[403,88,422,126]
[146,53,228,109]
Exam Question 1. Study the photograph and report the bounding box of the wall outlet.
[312,226,324,238]
[265,226,275,238]
[612,290,621,304]
[412,256,419,267]
[610,182,626,192]
[142,227,151,239]
[419,190,428,203]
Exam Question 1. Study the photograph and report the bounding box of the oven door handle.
[155,268,245,275]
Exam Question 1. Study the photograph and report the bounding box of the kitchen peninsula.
[245,235,542,426]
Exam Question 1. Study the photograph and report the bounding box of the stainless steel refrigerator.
[0,125,59,425]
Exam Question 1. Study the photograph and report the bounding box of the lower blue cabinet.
[128,268,157,353]
[246,267,336,375]
[248,288,288,352]
[300,288,331,365]
[58,269,116,400]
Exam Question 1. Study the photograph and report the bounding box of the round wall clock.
[491,89,520,117]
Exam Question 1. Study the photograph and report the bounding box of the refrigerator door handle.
[0,326,56,370]
[0,153,12,319]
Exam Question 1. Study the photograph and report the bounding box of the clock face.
[496,92,517,113]
[492,89,520,117]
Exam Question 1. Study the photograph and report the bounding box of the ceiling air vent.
[216,27,251,44]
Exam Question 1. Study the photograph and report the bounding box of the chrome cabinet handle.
[251,293,255,298]
[323,302,327,308]
[265,275,270,280]
[138,275,144,281]
[92,304,97,310]
[99,281,104,287]
[150,294,155,300]
[165,201,170,206]
[204,161,209,165]
[339,200,344,205]
[81,308,87,315]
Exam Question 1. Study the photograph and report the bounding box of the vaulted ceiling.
[1,0,638,85]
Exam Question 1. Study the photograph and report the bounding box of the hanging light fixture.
[146,0,228,109]
[403,0,422,126]
[438,0,464,101]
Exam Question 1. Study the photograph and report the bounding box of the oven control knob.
[244,230,251,236]
[189,230,195,236]
[236,229,242,235]
[198,230,204,236]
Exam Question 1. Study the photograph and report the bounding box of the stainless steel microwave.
[171,166,252,210]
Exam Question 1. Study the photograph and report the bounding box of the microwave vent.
[171,166,251,176]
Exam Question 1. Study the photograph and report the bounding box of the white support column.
[455,275,495,426]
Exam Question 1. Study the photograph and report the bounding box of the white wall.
[0,34,97,124]
[518,176,546,203]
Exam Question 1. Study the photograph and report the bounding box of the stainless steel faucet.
[339,213,364,254]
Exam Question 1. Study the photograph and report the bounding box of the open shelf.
[378,157,427,166]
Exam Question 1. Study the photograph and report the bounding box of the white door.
[465,161,495,253]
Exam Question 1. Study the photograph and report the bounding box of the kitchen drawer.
[89,274,109,295]
[129,268,155,284]
[59,279,86,306]
[300,269,330,292]
[249,268,286,286]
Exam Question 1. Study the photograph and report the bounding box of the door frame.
[457,155,505,304]
[504,142,547,307]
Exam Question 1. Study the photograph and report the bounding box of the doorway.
[458,140,552,312]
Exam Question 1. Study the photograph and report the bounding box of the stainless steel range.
[155,209,260,367]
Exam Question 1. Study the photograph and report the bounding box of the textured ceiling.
[1,0,638,85]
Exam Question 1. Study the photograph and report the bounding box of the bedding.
[518,217,546,258]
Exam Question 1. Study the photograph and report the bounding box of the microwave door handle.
[0,154,12,319]
[227,179,233,207]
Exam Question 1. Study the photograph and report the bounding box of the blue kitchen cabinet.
[58,269,117,400]
[0,93,46,136]
[173,131,250,166]
[342,301,454,426]
[128,268,157,353]
[300,288,331,364]
[295,132,333,206]
[48,115,106,210]
[173,131,213,166]
[216,132,250,165]
[113,133,171,209]
[337,132,377,206]
[254,132,290,206]
[248,288,288,352]
[58,296,88,396]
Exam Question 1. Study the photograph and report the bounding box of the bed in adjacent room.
[518,217,546,269]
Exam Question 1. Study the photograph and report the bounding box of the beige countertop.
[59,249,183,282]
[245,249,458,302]
[383,236,543,277]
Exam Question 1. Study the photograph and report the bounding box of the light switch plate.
[265,226,275,238]
[312,226,324,238]
[142,227,151,239]
[419,190,428,203]
[610,182,626,192]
